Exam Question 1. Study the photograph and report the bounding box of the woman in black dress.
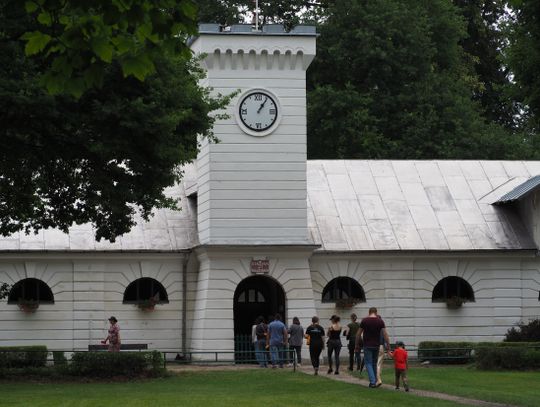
[305,316,325,375]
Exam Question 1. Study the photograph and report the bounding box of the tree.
[452,0,515,128]
[0,1,230,242]
[20,0,199,97]
[196,1,329,28]
[506,0,540,134]
[196,0,245,26]
[307,0,528,159]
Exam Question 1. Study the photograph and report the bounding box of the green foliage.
[417,341,473,364]
[506,0,540,134]
[0,282,9,300]
[504,319,540,342]
[476,345,540,370]
[52,351,67,366]
[196,1,329,28]
[307,0,529,159]
[16,0,199,96]
[474,341,540,348]
[69,351,163,377]
[0,346,48,368]
[452,0,516,127]
[0,3,231,242]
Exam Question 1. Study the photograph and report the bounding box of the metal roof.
[307,160,538,251]
[0,160,539,252]
[0,164,200,252]
[493,175,540,205]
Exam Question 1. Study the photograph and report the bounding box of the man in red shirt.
[389,341,409,391]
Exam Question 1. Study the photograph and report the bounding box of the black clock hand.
[257,96,268,113]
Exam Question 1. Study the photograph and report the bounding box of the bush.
[476,345,540,370]
[0,366,64,380]
[417,341,473,364]
[0,346,48,368]
[69,351,163,377]
[474,342,540,349]
[53,351,67,366]
[504,319,540,342]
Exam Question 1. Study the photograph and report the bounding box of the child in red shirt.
[389,341,409,391]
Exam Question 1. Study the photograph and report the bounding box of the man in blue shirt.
[267,314,288,368]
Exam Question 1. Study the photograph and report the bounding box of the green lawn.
[0,370,463,407]
[377,365,540,407]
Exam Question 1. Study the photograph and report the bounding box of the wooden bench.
[88,344,148,351]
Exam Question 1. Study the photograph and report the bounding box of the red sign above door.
[250,259,270,274]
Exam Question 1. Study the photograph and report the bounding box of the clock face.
[238,92,278,132]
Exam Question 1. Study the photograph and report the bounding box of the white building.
[1,25,539,355]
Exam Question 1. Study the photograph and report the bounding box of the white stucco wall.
[310,253,540,346]
[191,33,316,245]
[0,253,186,351]
[188,246,316,357]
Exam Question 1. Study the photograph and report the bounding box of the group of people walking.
[252,307,409,391]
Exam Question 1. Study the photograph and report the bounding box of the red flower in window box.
[136,294,160,312]
[335,298,361,309]
[17,299,39,313]
[445,296,466,309]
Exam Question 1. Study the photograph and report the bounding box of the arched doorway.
[233,275,286,362]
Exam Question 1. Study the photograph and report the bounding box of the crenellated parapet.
[190,24,316,71]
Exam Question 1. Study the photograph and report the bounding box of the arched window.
[123,278,169,304]
[237,288,266,303]
[432,276,475,302]
[322,277,366,303]
[8,278,54,304]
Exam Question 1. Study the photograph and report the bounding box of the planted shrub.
[476,345,540,370]
[53,351,67,366]
[417,341,473,364]
[70,351,163,377]
[0,346,48,368]
[504,319,540,342]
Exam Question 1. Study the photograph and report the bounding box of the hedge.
[475,342,540,349]
[0,346,48,368]
[417,341,473,364]
[69,351,163,377]
[53,351,67,366]
[476,345,540,370]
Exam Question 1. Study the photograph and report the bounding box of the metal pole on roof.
[255,0,259,31]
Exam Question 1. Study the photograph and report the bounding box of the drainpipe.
[182,253,189,356]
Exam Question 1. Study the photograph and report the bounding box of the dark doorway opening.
[233,275,286,362]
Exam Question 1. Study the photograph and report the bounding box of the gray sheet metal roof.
[493,175,540,205]
[307,160,539,251]
[0,164,199,252]
[0,160,539,252]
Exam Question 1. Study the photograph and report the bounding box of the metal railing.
[163,348,298,371]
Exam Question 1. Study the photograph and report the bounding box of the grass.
[376,364,540,407]
[0,369,464,407]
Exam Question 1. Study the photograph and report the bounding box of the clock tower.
[189,25,317,356]
[190,24,317,245]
